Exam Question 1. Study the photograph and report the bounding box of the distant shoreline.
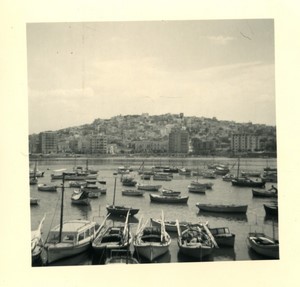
[29,152,277,161]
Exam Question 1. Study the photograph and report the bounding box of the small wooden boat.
[161,188,181,196]
[45,219,101,264]
[247,232,279,259]
[31,214,46,263]
[263,203,278,216]
[190,181,213,189]
[133,212,171,262]
[232,178,266,188]
[38,183,57,192]
[177,221,217,259]
[121,176,137,187]
[209,227,235,247]
[252,186,278,198]
[150,193,189,204]
[71,190,90,205]
[106,178,139,216]
[150,218,190,233]
[137,183,162,191]
[188,185,206,194]
[196,203,248,214]
[92,212,132,254]
[106,205,139,216]
[122,189,144,196]
[153,173,172,181]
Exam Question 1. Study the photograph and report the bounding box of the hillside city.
[28,113,277,158]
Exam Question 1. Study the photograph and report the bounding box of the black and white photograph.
[27,19,278,265]
[1,1,300,287]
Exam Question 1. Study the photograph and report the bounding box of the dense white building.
[231,134,261,152]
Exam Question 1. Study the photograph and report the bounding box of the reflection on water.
[196,211,248,223]
[213,247,237,261]
[107,214,140,224]
[177,251,214,263]
[30,157,278,266]
[71,204,92,219]
[133,250,171,264]
[48,250,93,266]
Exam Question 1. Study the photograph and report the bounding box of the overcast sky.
[27,19,275,134]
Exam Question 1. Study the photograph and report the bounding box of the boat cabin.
[47,220,100,245]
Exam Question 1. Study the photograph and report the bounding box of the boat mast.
[59,173,65,242]
[236,157,240,178]
[112,177,117,207]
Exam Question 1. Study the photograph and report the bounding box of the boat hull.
[252,189,277,198]
[106,205,139,216]
[196,204,248,214]
[150,194,189,204]
[263,204,278,216]
[46,241,92,264]
[247,234,279,259]
[178,244,214,259]
[232,179,265,188]
[134,244,169,262]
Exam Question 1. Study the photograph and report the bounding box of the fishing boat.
[38,183,57,192]
[196,203,248,214]
[31,214,46,264]
[231,158,265,188]
[252,186,278,198]
[214,166,230,175]
[232,178,266,188]
[263,203,278,216]
[150,193,189,204]
[133,212,171,262]
[161,188,181,196]
[44,174,102,264]
[247,232,279,259]
[190,181,213,189]
[176,221,217,259]
[121,176,137,187]
[188,185,206,194]
[137,183,162,191]
[106,178,139,216]
[71,190,90,205]
[202,171,217,179]
[208,227,235,247]
[82,182,107,197]
[92,212,132,254]
[153,173,172,181]
[150,218,190,233]
[122,189,144,196]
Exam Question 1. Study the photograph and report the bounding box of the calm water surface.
[30,157,278,266]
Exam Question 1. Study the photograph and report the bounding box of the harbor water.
[30,157,278,266]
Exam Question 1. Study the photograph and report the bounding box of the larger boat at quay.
[29,157,278,266]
